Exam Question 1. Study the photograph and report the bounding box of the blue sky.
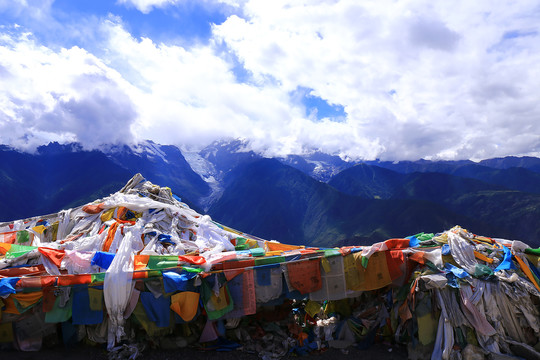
[0,0,539,160]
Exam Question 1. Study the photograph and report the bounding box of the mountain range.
[1,139,539,247]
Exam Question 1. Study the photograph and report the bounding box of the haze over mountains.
[1,140,540,247]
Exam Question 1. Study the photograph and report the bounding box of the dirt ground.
[1,342,408,360]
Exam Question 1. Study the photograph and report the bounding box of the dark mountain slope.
[0,141,211,221]
[479,156,540,173]
[362,160,540,195]
[371,159,473,174]
[452,164,540,194]
[329,164,504,201]
[0,150,43,220]
[208,158,323,244]
[208,159,500,247]
[0,144,132,221]
[452,190,540,244]
[392,172,504,203]
[329,163,540,246]
[328,163,404,199]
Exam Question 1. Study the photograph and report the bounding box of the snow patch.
[130,140,169,163]
[182,148,224,211]
[305,160,341,182]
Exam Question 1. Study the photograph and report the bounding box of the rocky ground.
[1,342,408,360]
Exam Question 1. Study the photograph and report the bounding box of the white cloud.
[96,20,317,154]
[0,30,137,151]
[1,0,540,160]
[97,19,389,158]
[116,0,180,14]
[0,0,54,19]
[213,0,540,160]
[116,0,243,14]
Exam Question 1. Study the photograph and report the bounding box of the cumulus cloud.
[408,18,461,51]
[1,0,540,160]
[213,0,540,160]
[116,0,180,14]
[100,20,297,148]
[0,30,137,151]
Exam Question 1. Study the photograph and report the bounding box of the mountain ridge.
[1,140,539,247]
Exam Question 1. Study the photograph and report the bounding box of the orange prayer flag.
[222,259,254,280]
[386,250,405,280]
[102,222,119,252]
[170,291,200,322]
[0,243,11,254]
[265,251,284,256]
[178,255,206,265]
[82,203,105,214]
[132,271,148,280]
[17,277,43,289]
[286,259,322,294]
[384,239,410,249]
[514,254,540,292]
[474,251,494,264]
[0,232,16,245]
[57,274,92,286]
[134,255,150,270]
[358,251,392,291]
[2,296,20,314]
[266,241,305,252]
[0,265,45,278]
[38,247,66,267]
[408,251,426,265]
[13,291,43,308]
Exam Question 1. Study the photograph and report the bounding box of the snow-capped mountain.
[102,140,211,210]
[198,139,261,176]
[3,139,540,247]
[189,138,357,183]
[277,152,356,182]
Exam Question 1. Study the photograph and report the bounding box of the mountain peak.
[202,138,253,155]
[36,142,84,155]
